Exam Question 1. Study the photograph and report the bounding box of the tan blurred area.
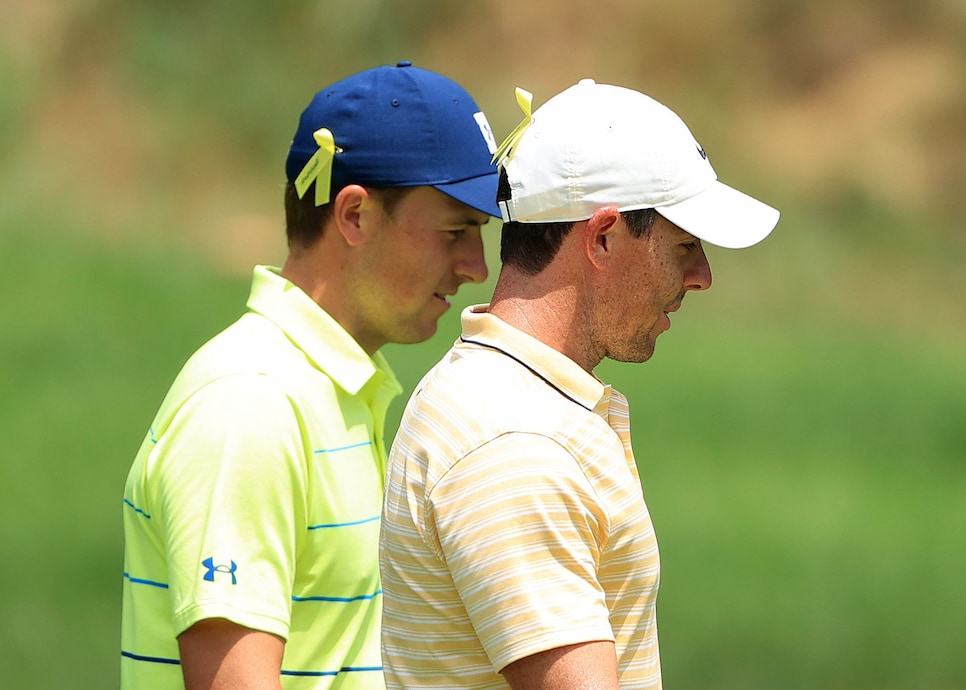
[2,0,964,289]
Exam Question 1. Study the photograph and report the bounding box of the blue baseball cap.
[285,61,500,217]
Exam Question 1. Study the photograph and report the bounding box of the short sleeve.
[149,374,309,639]
[429,432,615,672]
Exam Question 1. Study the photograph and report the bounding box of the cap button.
[396,60,412,68]
[578,78,596,86]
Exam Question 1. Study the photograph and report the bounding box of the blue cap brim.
[433,172,501,218]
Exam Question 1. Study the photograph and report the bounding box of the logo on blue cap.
[285,63,499,217]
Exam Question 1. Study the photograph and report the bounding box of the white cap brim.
[655,180,780,249]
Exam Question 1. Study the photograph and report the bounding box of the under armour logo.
[202,557,238,584]
[696,144,708,160]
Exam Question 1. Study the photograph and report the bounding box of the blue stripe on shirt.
[313,440,372,454]
[292,589,382,603]
[121,652,382,678]
[123,498,152,519]
[281,665,383,677]
[123,572,169,589]
[121,650,179,665]
[308,514,380,530]
[124,571,378,603]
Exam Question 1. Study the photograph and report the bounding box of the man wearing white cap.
[380,79,779,689]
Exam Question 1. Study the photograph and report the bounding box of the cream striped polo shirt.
[380,305,662,689]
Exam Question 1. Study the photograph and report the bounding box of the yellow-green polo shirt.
[122,265,400,689]
[381,305,661,689]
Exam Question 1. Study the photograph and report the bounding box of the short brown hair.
[497,169,657,275]
[283,181,413,250]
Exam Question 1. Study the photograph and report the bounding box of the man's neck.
[489,270,600,373]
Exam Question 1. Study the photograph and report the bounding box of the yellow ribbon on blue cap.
[491,87,533,166]
[294,127,336,206]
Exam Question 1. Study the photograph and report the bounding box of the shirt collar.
[459,304,609,411]
[246,266,401,397]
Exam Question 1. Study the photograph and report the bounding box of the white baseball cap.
[497,79,779,249]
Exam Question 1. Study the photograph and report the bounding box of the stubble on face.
[593,216,691,366]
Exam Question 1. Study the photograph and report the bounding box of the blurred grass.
[2,200,963,688]
[2,0,964,687]
[0,216,247,687]
[608,319,966,690]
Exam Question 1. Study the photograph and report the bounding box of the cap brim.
[434,172,501,218]
[656,181,780,249]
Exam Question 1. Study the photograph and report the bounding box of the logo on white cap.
[497,80,780,248]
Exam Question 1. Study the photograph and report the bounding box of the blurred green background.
[2,0,964,687]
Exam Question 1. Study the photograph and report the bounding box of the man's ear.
[583,206,623,268]
[331,184,370,246]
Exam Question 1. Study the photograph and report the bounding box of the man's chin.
[608,338,657,365]
[390,323,440,347]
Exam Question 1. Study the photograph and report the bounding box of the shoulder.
[172,313,341,403]
[414,343,577,420]
[150,315,344,445]
[394,344,606,475]
[184,313,302,378]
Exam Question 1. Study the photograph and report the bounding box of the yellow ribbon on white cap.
[491,87,533,166]
[294,127,336,206]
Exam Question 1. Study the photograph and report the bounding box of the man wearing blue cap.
[120,62,500,689]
